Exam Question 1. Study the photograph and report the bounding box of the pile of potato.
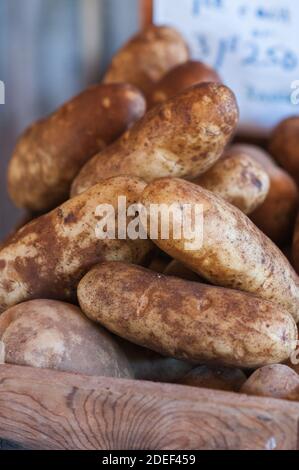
[2,25,299,401]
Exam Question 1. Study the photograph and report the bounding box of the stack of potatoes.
[2,25,299,400]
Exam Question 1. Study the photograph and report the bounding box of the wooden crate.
[0,364,298,450]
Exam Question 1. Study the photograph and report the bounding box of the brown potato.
[178,365,246,392]
[0,299,133,378]
[103,25,190,96]
[269,116,299,185]
[78,262,297,369]
[8,84,146,212]
[241,364,299,400]
[0,176,152,313]
[231,144,298,245]
[194,150,270,215]
[164,260,203,282]
[148,60,221,108]
[141,178,299,322]
[71,83,239,196]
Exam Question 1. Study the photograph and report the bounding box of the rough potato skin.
[194,150,270,215]
[0,176,151,313]
[231,144,298,245]
[141,178,299,322]
[148,60,221,108]
[8,84,146,212]
[103,25,190,96]
[71,83,239,196]
[78,262,297,368]
[178,365,246,392]
[241,364,299,400]
[269,116,299,185]
[0,299,133,378]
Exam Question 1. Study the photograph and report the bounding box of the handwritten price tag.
[153,0,299,135]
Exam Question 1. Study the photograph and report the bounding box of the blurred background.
[0,0,140,239]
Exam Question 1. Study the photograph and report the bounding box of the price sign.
[153,0,299,135]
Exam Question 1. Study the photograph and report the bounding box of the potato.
[178,365,246,392]
[103,25,190,96]
[78,262,297,369]
[117,339,193,383]
[194,150,270,215]
[71,83,239,196]
[141,178,299,322]
[269,116,299,185]
[164,260,203,282]
[0,176,152,313]
[241,364,299,400]
[0,299,133,378]
[8,84,146,212]
[148,60,221,108]
[231,144,298,245]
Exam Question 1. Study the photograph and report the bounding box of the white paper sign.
[153,0,299,135]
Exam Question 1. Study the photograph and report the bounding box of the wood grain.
[0,364,299,450]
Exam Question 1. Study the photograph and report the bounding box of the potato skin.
[241,364,299,400]
[0,299,133,378]
[231,144,298,245]
[0,176,151,313]
[103,25,190,96]
[141,178,299,322]
[71,83,239,196]
[78,262,297,369]
[269,116,299,185]
[194,150,270,215]
[178,365,246,392]
[8,84,146,212]
[148,60,221,108]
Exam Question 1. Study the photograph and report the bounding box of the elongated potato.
[0,300,133,378]
[231,144,298,245]
[103,25,190,96]
[269,116,299,185]
[0,176,151,313]
[8,84,146,212]
[194,150,270,214]
[141,178,299,322]
[78,262,297,368]
[148,60,221,108]
[71,83,239,196]
[241,365,299,400]
[178,365,246,392]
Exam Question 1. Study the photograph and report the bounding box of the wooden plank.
[0,364,298,450]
